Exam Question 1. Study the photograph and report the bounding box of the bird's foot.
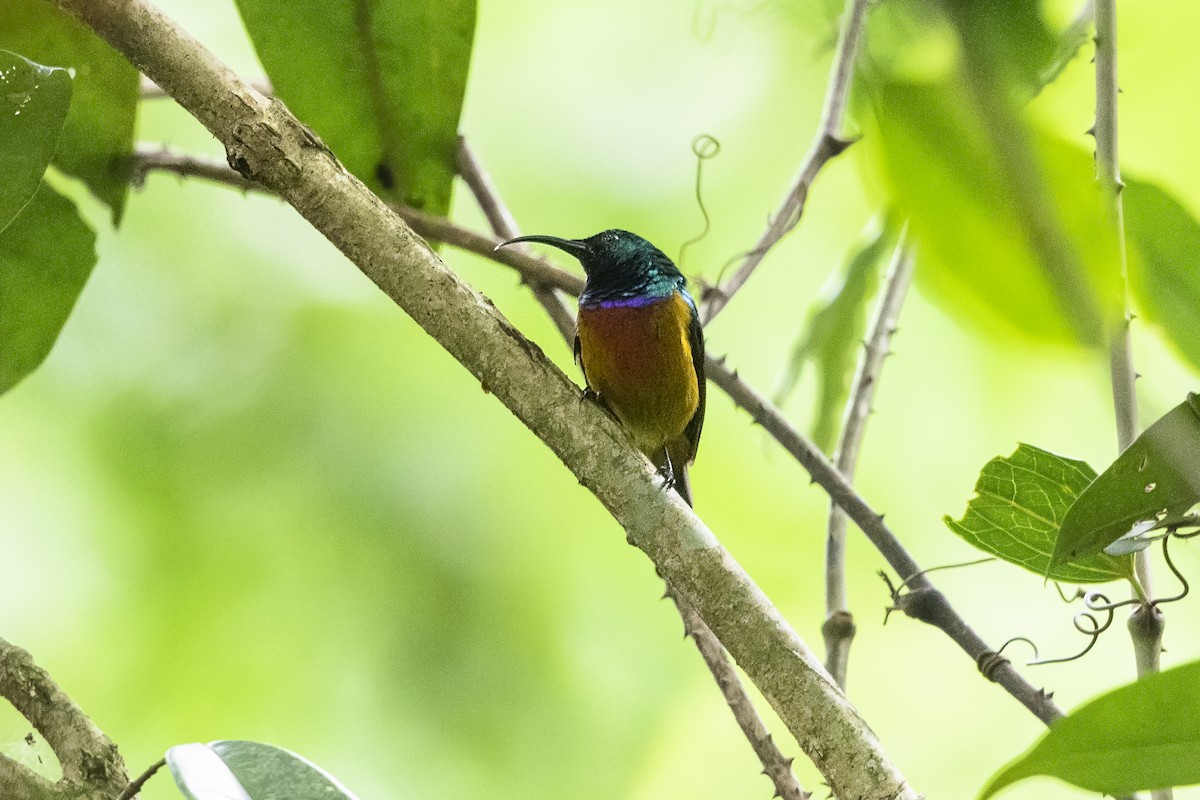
[657,457,677,494]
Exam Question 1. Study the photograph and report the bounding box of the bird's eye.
[601,232,618,244]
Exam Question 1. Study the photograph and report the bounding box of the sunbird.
[498,230,705,506]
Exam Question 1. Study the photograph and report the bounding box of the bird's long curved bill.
[495,235,590,258]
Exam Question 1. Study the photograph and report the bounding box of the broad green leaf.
[0,0,138,223]
[234,0,475,216]
[1051,396,1200,568]
[0,49,71,233]
[980,659,1200,798]
[935,0,1058,96]
[774,215,894,452]
[870,81,1114,347]
[0,181,96,394]
[168,741,359,800]
[1124,177,1200,373]
[944,444,1133,583]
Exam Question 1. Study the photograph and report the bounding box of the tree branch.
[823,230,914,690]
[75,1,915,796]
[705,366,1066,726]
[129,145,1064,728]
[0,638,128,800]
[701,0,870,323]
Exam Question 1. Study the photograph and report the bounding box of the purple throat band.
[582,294,670,310]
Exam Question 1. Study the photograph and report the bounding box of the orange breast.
[576,293,699,458]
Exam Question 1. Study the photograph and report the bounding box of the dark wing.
[681,295,706,463]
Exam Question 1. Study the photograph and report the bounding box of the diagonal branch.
[129,146,1064,727]
[74,1,916,796]
[701,0,870,324]
[0,638,128,800]
[823,228,914,690]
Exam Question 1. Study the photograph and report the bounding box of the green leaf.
[944,444,1133,583]
[1124,177,1200,373]
[0,49,72,233]
[935,0,1058,96]
[234,0,475,216]
[0,181,96,395]
[980,659,1200,798]
[870,82,1115,347]
[1051,396,1200,569]
[0,0,139,223]
[774,215,893,452]
[167,741,359,800]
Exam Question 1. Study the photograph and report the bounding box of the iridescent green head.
[498,229,686,306]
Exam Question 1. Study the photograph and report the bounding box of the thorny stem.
[454,136,807,800]
[701,0,870,324]
[130,147,1064,727]
[823,229,913,690]
[668,588,810,800]
[1093,6,1163,797]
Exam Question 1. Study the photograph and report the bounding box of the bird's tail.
[675,463,693,507]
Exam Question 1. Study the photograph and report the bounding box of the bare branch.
[73,1,916,795]
[115,758,166,800]
[702,0,870,323]
[705,364,1066,726]
[0,638,127,798]
[824,230,914,689]
[128,146,586,297]
[456,136,577,343]
[670,588,809,800]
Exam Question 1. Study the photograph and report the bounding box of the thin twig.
[82,3,916,795]
[702,0,870,324]
[130,146,259,190]
[705,365,1065,726]
[129,146,585,296]
[669,587,810,800]
[823,228,914,690]
[115,758,167,800]
[456,136,577,343]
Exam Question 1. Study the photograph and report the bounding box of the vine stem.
[68,1,917,795]
[823,228,913,690]
[1093,4,1164,797]
[701,0,870,324]
[128,146,1065,727]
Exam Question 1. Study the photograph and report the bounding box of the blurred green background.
[3,0,1200,797]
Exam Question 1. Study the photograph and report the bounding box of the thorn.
[1085,125,1096,137]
